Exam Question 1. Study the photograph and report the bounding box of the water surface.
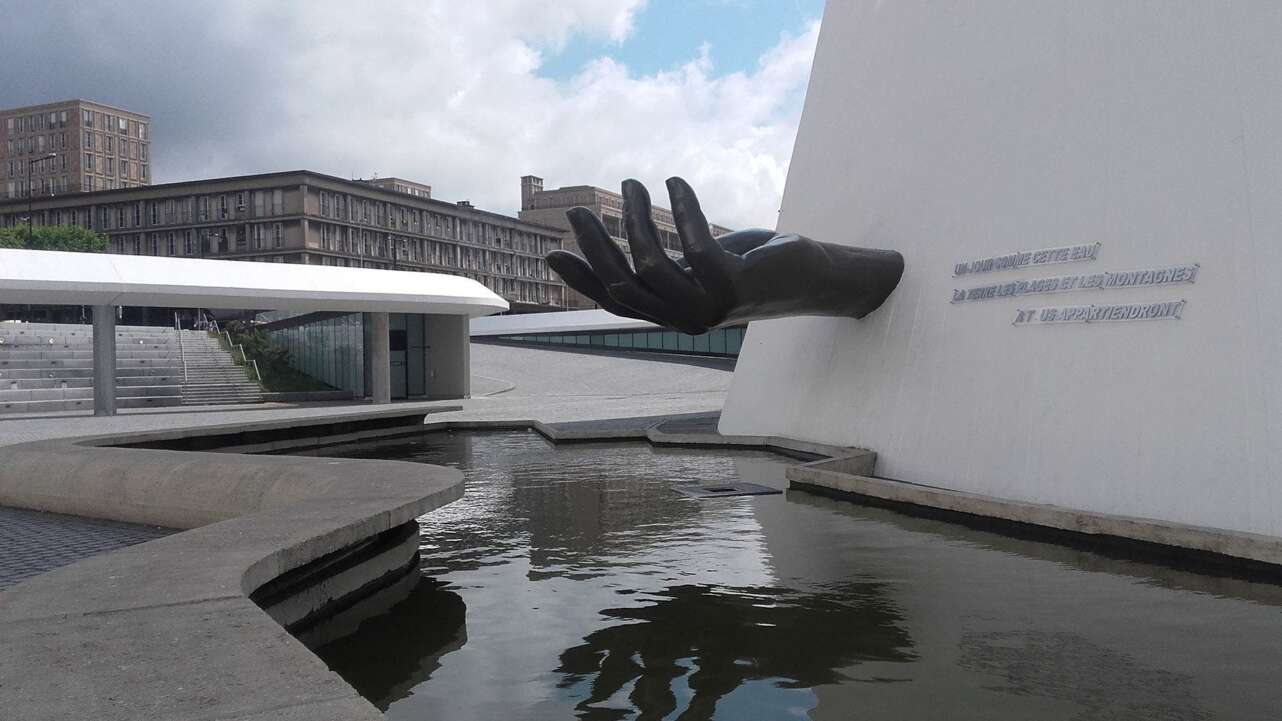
[306,431,1282,720]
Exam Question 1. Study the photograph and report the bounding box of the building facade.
[1,99,152,199]
[517,175,735,307]
[0,170,566,309]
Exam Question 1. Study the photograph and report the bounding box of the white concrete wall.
[721,1,1282,536]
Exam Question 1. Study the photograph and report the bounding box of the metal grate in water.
[676,482,781,499]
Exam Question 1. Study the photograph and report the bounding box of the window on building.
[273,223,283,248]
[83,110,93,127]
[166,232,175,256]
[105,136,113,155]
[83,153,93,172]
[105,157,114,176]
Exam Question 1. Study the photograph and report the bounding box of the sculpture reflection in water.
[557,582,914,721]
[546,178,905,334]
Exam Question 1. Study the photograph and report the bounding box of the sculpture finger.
[621,179,708,310]
[545,250,663,324]
[665,177,738,302]
[568,207,707,333]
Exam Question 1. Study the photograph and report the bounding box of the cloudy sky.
[1,0,824,229]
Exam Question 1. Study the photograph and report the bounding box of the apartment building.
[1,99,152,199]
[0,170,566,310]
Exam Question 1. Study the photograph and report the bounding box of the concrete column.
[423,314,470,399]
[368,311,391,404]
[92,305,117,417]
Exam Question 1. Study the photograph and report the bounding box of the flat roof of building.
[0,99,150,118]
[0,248,508,315]
[0,170,564,234]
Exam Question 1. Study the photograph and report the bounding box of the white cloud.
[23,0,818,230]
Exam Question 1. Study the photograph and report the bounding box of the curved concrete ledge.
[788,460,1282,574]
[0,409,464,721]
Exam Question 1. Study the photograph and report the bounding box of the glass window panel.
[726,327,743,355]
[710,329,727,355]
[662,332,679,351]
[605,334,619,347]
[678,333,694,352]
[693,333,710,353]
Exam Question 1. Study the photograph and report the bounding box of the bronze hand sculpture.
[546,178,904,334]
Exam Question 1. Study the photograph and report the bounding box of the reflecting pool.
[302,431,1282,720]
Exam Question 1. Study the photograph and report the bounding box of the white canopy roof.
[470,308,656,336]
[0,249,508,316]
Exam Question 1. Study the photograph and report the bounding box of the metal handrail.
[175,316,188,383]
[216,327,264,384]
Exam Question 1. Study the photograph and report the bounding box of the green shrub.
[0,225,108,252]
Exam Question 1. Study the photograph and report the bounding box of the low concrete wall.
[261,390,356,403]
[0,408,464,721]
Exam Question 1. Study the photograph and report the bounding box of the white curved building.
[722,1,1282,543]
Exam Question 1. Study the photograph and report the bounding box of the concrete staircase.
[180,330,264,406]
[0,323,262,414]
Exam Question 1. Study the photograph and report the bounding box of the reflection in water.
[307,576,467,711]
[558,583,912,721]
[958,631,1209,721]
[306,431,1282,721]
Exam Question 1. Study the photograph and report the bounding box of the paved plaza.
[0,343,732,448]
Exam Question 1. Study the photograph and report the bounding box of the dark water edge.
[302,430,1282,721]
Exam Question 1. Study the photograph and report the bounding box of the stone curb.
[0,407,466,721]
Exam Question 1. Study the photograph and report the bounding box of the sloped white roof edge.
[470,308,657,336]
[0,249,509,316]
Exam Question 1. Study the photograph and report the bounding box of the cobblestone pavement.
[0,506,174,590]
